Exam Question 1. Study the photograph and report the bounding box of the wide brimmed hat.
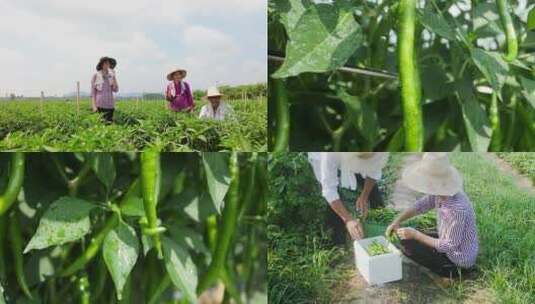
[402,153,463,196]
[206,87,223,98]
[96,57,117,71]
[167,68,188,81]
[355,152,376,159]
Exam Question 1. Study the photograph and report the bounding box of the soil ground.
[331,153,534,304]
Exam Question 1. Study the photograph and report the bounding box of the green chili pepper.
[206,215,218,256]
[61,179,140,276]
[0,153,25,216]
[78,274,90,304]
[9,212,32,299]
[489,93,502,152]
[198,153,240,293]
[140,151,164,259]
[0,217,6,281]
[496,0,518,62]
[272,78,290,152]
[366,240,390,256]
[398,0,423,151]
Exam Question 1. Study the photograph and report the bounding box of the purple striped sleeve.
[435,210,466,253]
[414,195,435,214]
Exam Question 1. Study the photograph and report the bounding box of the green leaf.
[91,154,116,191]
[202,153,231,212]
[519,76,535,109]
[120,196,145,217]
[24,197,97,253]
[168,225,210,255]
[456,75,492,152]
[272,0,312,33]
[528,8,535,31]
[162,237,198,304]
[183,191,218,222]
[419,8,456,40]
[272,3,363,78]
[470,49,509,98]
[338,91,378,144]
[103,221,140,301]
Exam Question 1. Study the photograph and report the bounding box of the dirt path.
[484,153,535,193]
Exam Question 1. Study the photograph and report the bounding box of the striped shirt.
[91,73,118,109]
[414,192,479,268]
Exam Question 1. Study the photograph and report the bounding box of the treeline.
[144,83,267,101]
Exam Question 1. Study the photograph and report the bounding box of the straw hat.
[355,152,376,159]
[167,68,188,81]
[96,57,117,71]
[402,153,463,196]
[206,87,223,98]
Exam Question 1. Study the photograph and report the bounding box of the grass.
[449,153,535,303]
[0,99,266,151]
[496,152,535,184]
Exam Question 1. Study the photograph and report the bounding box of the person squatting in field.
[386,153,479,278]
[91,57,119,123]
[165,68,195,113]
[308,152,389,245]
[199,87,234,121]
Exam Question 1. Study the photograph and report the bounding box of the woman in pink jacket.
[165,68,194,113]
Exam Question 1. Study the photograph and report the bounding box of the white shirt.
[199,102,234,121]
[308,152,389,204]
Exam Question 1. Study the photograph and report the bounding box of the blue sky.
[0,0,267,96]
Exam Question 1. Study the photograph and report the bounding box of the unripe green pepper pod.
[496,0,518,62]
[9,212,32,299]
[0,153,25,216]
[398,0,423,151]
[140,151,164,259]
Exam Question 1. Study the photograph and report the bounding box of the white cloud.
[0,0,266,96]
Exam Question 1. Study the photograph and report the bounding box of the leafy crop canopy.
[273,2,363,78]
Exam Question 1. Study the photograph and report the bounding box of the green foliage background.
[0,152,267,304]
[268,0,535,151]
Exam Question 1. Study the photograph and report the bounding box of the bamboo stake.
[40,91,44,114]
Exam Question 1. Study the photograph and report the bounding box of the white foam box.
[353,236,402,285]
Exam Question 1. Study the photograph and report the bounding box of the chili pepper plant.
[268,0,535,151]
[0,152,267,303]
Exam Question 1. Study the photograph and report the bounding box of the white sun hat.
[206,87,223,98]
[401,153,463,196]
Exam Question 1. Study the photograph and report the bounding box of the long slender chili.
[61,179,140,276]
[489,93,502,151]
[0,153,25,216]
[496,0,518,61]
[140,151,164,259]
[9,213,32,299]
[272,78,290,152]
[0,217,6,281]
[398,0,423,151]
[198,153,240,293]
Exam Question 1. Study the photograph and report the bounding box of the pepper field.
[0,98,267,152]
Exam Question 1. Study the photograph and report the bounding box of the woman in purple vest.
[91,57,119,123]
[386,153,479,278]
[165,68,194,113]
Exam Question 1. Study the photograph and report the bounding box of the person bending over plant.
[386,153,479,278]
[165,68,194,113]
[308,152,389,244]
[91,57,119,123]
[199,87,234,121]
